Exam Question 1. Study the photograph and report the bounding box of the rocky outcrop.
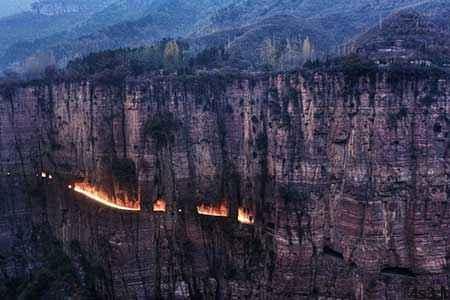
[0,69,449,299]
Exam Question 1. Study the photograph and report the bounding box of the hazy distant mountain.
[73,0,157,33]
[0,12,82,54]
[188,0,448,68]
[196,0,428,35]
[0,0,234,72]
[0,0,115,55]
[0,0,33,18]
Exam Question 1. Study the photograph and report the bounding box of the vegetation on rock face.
[387,107,408,130]
[279,183,309,204]
[339,55,378,80]
[112,157,136,187]
[144,112,180,149]
[0,227,91,299]
[255,132,268,152]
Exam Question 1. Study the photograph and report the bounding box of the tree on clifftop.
[163,40,182,69]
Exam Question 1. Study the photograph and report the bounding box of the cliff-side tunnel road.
[71,182,141,212]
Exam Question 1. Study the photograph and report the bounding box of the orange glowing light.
[238,207,255,225]
[73,182,140,211]
[197,201,229,217]
[153,199,166,212]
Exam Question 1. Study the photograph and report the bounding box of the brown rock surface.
[0,70,449,299]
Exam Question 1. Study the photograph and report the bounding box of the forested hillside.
[1,0,448,75]
[353,8,450,65]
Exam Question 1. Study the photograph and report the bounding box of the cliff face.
[0,71,449,299]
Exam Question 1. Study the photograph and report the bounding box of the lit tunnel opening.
[71,182,141,212]
[197,201,229,217]
[238,207,255,225]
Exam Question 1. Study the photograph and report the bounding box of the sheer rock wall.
[0,71,449,299]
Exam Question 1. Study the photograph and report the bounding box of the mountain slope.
[190,15,333,70]
[1,0,448,74]
[0,12,86,53]
[72,0,157,34]
[352,6,450,64]
[196,0,429,37]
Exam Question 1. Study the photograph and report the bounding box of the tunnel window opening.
[197,201,229,217]
[153,199,166,212]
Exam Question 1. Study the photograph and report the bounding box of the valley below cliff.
[0,69,449,299]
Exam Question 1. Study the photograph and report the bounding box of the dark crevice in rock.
[380,267,417,278]
[323,246,344,259]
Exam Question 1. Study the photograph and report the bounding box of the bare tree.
[261,37,278,68]
[164,41,181,67]
[302,36,313,60]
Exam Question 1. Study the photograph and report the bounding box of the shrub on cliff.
[340,55,377,80]
[12,228,81,299]
[279,184,309,204]
[112,158,136,187]
[256,132,268,152]
[301,55,377,79]
[144,112,180,149]
[189,46,230,69]
[0,71,21,100]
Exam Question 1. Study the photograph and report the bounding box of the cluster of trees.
[66,39,235,81]
[261,36,315,70]
[65,39,188,81]
[189,46,230,69]
[0,38,236,84]
[144,112,180,149]
[0,52,57,82]
[4,35,447,88]
[21,52,57,79]
[301,54,379,78]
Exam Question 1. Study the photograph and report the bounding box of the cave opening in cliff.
[72,182,140,211]
[197,201,229,217]
[153,199,166,212]
[238,207,255,224]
